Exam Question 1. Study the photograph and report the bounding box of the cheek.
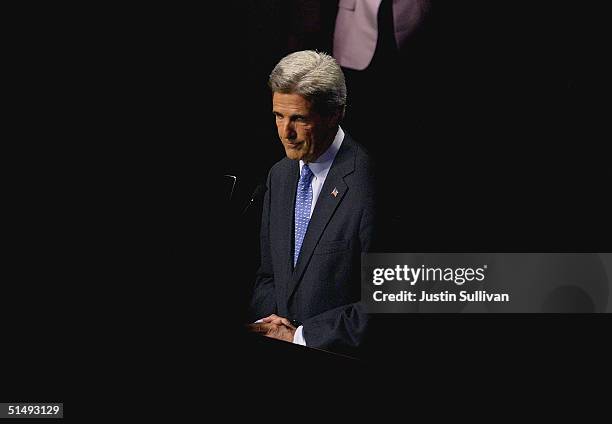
[300,128,312,143]
[276,124,285,138]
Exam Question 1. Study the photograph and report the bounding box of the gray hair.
[268,50,347,118]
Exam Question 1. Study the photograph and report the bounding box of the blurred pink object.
[334,0,430,70]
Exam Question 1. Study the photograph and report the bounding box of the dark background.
[202,1,611,379]
[211,0,611,314]
[82,1,608,413]
[5,0,609,409]
[215,0,609,253]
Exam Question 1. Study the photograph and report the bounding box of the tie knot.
[300,164,313,182]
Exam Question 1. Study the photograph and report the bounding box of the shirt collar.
[299,126,344,180]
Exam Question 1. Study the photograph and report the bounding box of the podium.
[238,330,361,364]
[230,329,363,381]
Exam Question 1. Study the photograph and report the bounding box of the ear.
[327,112,340,129]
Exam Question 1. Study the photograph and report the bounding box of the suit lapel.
[281,161,300,293]
[288,136,356,299]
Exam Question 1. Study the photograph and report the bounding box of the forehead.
[272,92,313,114]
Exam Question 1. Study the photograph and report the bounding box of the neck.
[312,125,338,161]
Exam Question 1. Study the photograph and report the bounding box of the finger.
[268,316,293,327]
[263,315,293,327]
[263,326,281,338]
[262,314,279,322]
[247,323,270,333]
[278,317,293,327]
[264,325,293,342]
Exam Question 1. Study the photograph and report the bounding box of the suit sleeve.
[301,302,368,354]
[248,170,277,321]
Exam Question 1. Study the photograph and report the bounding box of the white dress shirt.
[257,126,345,346]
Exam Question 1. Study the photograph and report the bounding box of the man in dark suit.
[247,50,376,355]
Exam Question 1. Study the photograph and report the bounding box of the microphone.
[241,184,267,216]
[224,174,237,201]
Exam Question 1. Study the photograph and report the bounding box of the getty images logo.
[372,264,488,286]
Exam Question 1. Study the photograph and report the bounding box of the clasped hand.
[247,314,296,342]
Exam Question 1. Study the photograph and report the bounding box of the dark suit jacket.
[250,132,376,354]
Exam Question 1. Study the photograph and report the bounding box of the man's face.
[272,92,336,162]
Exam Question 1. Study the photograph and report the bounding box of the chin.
[285,150,304,161]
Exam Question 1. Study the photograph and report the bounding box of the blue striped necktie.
[294,164,314,266]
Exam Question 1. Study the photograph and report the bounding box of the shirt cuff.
[292,325,306,346]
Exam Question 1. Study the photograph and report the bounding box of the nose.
[279,119,296,140]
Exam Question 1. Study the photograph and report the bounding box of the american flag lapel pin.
[331,187,339,197]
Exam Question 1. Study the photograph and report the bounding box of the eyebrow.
[272,111,307,120]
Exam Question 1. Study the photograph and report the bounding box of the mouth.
[285,142,303,150]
